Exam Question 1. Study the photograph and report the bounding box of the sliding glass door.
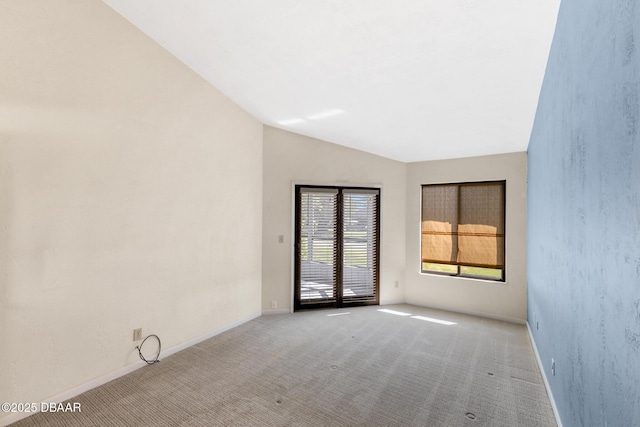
[294,186,380,311]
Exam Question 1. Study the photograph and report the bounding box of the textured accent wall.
[527,0,640,425]
[0,0,262,418]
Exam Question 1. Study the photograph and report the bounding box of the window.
[421,181,505,281]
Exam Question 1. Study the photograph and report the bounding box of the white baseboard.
[160,311,261,358]
[380,299,407,306]
[404,300,526,325]
[261,308,291,315]
[527,322,563,427]
[0,311,261,427]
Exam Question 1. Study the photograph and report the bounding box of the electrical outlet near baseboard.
[133,328,142,341]
[271,300,277,309]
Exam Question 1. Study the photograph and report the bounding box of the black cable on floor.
[136,334,161,365]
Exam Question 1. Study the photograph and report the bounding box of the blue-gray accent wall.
[527,0,640,426]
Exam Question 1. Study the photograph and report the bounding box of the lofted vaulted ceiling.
[103,0,560,162]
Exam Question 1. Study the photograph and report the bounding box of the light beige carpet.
[11,304,556,426]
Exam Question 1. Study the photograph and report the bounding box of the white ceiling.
[102,0,560,163]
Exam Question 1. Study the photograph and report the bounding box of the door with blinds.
[294,186,380,311]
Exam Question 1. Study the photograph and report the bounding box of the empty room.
[1,0,638,426]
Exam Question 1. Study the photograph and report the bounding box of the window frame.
[420,180,506,282]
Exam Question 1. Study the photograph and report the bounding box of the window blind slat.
[300,191,337,304]
[342,192,378,303]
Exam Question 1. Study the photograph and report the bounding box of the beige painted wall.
[262,126,406,312]
[0,1,529,418]
[405,153,527,323]
[0,0,262,415]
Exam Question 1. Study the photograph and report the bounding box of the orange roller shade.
[422,182,505,269]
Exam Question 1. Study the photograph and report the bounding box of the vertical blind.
[421,181,505,269]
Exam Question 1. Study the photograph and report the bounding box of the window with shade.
[421,181,505,281]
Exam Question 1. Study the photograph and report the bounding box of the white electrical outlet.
[271,300,277,309]
[394,280,400,288]
[133,328,142,341]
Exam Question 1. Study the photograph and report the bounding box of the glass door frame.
[293,185,380,311]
